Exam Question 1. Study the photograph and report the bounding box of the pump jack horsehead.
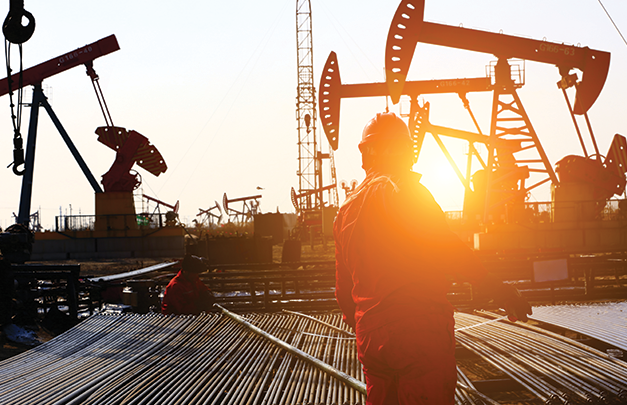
[383,0,623,222]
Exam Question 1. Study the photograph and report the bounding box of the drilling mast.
[295,0,338,212]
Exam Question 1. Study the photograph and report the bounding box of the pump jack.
[319,51,491,151]
[223,193,261,224]
[196,201,222,227]
[0,35,119,226]
[0,34,168,230]
[141,194,179,227]
[384,0,619,223]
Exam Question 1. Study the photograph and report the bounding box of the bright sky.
[0,0,625,230]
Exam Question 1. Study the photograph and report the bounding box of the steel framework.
[296,0,337,211]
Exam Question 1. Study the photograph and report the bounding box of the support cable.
[4,40,25,175]
[597,0,627,47]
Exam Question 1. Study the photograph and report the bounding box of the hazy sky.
[0,0,625,230]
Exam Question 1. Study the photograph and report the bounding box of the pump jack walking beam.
[0,35,119,97]
[385,0,610,114]
[319,51,491,150]
[0,35,119,226]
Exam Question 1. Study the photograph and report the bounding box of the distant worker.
[161,254,215,315]
[333,112,532,405]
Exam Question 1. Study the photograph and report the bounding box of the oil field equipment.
[223,192,261,224]
[320,0,626,255]
[0,35,119,227]
[0,35,183,259]
[384,0,613,224]
[140,194,180,227]
[196,201,223,227]
[295,0,338,241]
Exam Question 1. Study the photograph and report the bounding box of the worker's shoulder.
[395,172,443,208]
[396,171,432,194]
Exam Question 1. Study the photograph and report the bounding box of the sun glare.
[414,142,467,212]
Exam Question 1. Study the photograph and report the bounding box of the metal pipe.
[88,261,177,282]
[456,381,501,405]
[4,309,627,404]
[283,309,356,337]
[456,311,627,402]
[216,304,368,396]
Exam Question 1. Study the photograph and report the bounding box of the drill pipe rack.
[2,311,627,404]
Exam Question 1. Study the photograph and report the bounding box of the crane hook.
[8,134,25,175]
[2,0,35,44]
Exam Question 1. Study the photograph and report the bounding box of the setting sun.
[413,136,476,212]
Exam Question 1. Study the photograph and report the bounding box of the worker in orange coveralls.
[334,112,532,405]
[161,254,215,315]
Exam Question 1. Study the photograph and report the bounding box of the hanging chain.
[5,39,25,175]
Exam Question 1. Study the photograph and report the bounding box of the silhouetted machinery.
[141,195,180,227]
[0,35,169,233]
[384,0,625,227]
[290,185,337,241]
[0,34,183,261]
[320,0,627,254]
[0,35,120,227]
[223,193,261,223]
[196,201,222,227]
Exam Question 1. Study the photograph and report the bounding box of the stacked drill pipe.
[530,301,627,351]
[271,313,365,405]
[455,367,487,405]
[0,312,369,405]
[0,311,487,405]
[455,312,627,404]
[2,310,627,404]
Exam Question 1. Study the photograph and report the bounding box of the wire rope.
[597,0,627,47]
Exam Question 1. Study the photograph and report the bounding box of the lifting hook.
[8,132,24,175]
[2,0,35,44]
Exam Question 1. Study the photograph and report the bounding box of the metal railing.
[445,198,627,227]
[55,212,170,232]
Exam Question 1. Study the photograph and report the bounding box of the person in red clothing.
[334,112,531,405]
[161,254,215,315]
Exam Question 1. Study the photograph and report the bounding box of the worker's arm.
[161,282,186,315]
[473,275,533,322]
[398,173,532,321]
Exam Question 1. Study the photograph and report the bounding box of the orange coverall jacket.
[334,170,488,404]
[161,270,213,315]
[334,170,486,332]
